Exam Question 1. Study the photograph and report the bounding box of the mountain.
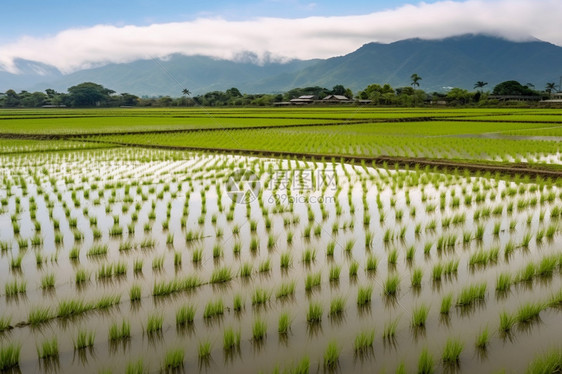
[2,34,562,95]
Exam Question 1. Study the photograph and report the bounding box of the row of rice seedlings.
[152,275,201,296]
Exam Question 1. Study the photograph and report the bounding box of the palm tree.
[473,81,488,90]
[545,82,557,95]
[410,74,422,88]
[182,89,191,96]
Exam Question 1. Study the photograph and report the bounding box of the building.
[321,95,353,103]
[289,95,316,105]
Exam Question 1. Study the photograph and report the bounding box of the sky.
[1,0,561,74]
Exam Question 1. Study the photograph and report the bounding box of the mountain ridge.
[2,34,561,96]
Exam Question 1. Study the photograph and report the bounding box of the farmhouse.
[289,95,316,104]
[321,95,352,103]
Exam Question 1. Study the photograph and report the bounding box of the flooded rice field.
[0,148,561,373]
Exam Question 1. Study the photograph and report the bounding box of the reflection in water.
[307,322,323,338]
[39,356,61,374]
[411,326,426,342]
[73,346,96,366]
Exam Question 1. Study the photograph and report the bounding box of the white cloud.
[1,0,561,74]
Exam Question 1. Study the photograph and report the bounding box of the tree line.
[1,78,559,108]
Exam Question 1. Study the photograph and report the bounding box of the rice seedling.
[133,259,143,273]
[307,302,323,323]
[162,349,184,371]
[475,327,489,349]
[411,304,429,327]
[383,274,400,296]
[329,296,346,316]
[357,285,373,306]
[280,251,292,268]
[354,329,375,353]
[456,283,487,306]
[74,330,95,350]
[440,293,453,314]
[109,320,131,341]
[278,312,291,334]
[239,262,253,277]
[203,299,224,319]
[258,258,271,273]
[383,318,399,340]
[37,337,58,360]
[411,267,423,288]
[213,244,223,258]
[417,348,434,374]
[525,349,562,374]
[10,255,23,269]
[442,338,463,365]
[305,272,321,291]
[499,311,516,332]
[516,301,544,323]
[496,273,512,292]
[302,248,317,263]
[323,341,340,369]
[349,261,359,278]
[129,284,141,302]
[276,281,295,299]
[57,299,92,318]
[87,244,108,257]
[253,319,267,341]
[5,279,26,297]
[192,247,203,263]
[537,256,558,277]
[518,262,536,282]
[329,264,341,281]
[210,266,232,283]
[366,254,378,272]
[223,327,241,351]
[146,313,164,334]
[0,316,11,333]
[252,288,271,305]
[0,343,21,371]
[176,304,196,326]
[28,306,53,325]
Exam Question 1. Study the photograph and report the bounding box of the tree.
[182,88,191,96]
[410,73,422,88]
[545,82,558,95]
[331,85,346,96]
[473,81,488,90]
[67,82,115,107]
[492,80,537,96]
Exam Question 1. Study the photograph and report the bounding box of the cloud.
[1,0,561,74]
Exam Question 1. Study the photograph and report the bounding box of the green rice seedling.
[546,224,557,239]
[354,330,375,353]
[344,239,355,252]
[329,296,345,316]
[537,256,558,277]
[366,254,378,272]
[457,283,487,306]
[213,244,223,258]
[278,312,291,335]
[75,268,88,284]
[109,320,131,341]
[499,311,516,332]
[133,259,143,273]
[223,327,241,351]
[525,348,562,374]
[239,262,253,277]
[250,237,259,252]
[307,302,323,323]
[57,299,92,318]
[411,267,423,288]
[0,316,11,332]
[0,343,21,371]
[192,247,203,263]
[152,255,165,270]
[125,359,144,374]
[349,261,359,278]
[496,273,512,292]
[518,262,536,282]
[10,255,23,269]
[357,285,373,306]
[258,258,271,273]
[74,330,95,350]
[365,231,373,248]
[96,294,120,310]
[276,281,295,299]
[383,318,399,340]
[233,294,244,312]
[440,293,453,314]
[329,264,341,281]
[146,314,164,334]
[323,341,340,369]
[252,288,271,306]
[280,252,292,269]
[30,235,42,247]
[475,327,489,349]
[41,273,55,289]
[203,299,224,319]
[162,349,184,371]
[442,338,463,365]
[5,279,26,297]
[521,232,532,248]
[286,231,294,244]
[28,306,53,326]
[173,251,182,267]
[432,263,444,281]
[302,248,317,263]
[305,272,321,291]
[516,302,544,323]
[130,285,141,302]
[97,263,114,279]
[549,289,562,307]
[35,251,44,266]
[418,348,434,374]
[253,319,267,341]
[423,242,433,255]
[384,274,400,296]
[37,337,58,360]
[411,304,429,327]
[176,304,196,326]
[406,245,415,262]
[388,248,398,265]
[210,266,232,283]
[87,244,108,257]
[114,261,127,276]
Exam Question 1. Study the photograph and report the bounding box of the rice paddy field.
[0,107,562,373]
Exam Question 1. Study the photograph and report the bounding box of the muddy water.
[0,149,561,373]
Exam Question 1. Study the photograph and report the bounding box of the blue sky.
[1,0,560,74]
